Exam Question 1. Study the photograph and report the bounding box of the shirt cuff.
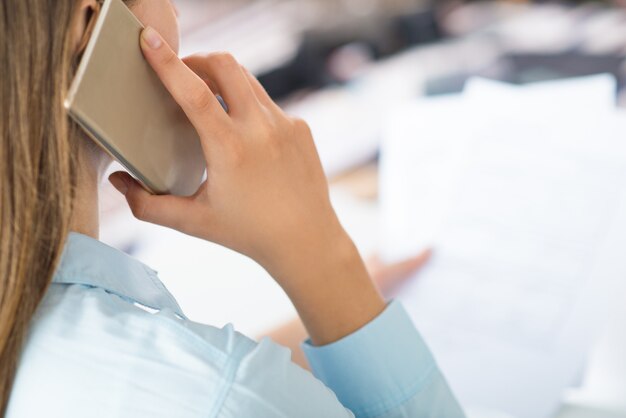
[302,301,437,418]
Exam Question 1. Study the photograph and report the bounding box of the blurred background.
[99,1,626,417]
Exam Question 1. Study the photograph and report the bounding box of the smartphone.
[65,0,205,196]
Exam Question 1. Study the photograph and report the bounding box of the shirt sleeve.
[302,301,465,418]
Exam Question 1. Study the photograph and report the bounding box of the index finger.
[140,27,230,137]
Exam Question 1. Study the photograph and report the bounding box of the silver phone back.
[65,0,205,196]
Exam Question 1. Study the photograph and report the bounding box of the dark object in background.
[258,8,441,100]
[257,37,337,100]
[425,52,625,97]
[502,53,625,87]
[394,9,441,47]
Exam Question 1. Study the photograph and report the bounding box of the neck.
[69,143,109,239]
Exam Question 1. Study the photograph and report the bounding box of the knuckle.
[257,121,278,146]
[260,123,284,157]
[292,117,311,135]
[208,52,238,69]
[129,198,148,221]
[226,142,245,166]
[186,52,206,62]
[159,48,179,68]
[183,53,208,71]
[257,122,275,142]
[126,184,150,221]
[186,88,213,111]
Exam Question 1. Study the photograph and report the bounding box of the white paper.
[380,76,626,418]
[464,74,617,113]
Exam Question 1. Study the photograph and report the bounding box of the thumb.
[108,172,196,230]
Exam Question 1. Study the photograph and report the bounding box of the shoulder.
[7,285,351,418]
[8,283,253,417]
[8,283,350,418]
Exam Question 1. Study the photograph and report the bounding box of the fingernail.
[142,26,162,50]
[109,175,129,195]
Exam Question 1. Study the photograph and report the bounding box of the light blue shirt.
[8,232,464,417]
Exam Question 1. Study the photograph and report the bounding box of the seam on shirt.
[207,342,250,418]
[348,363,437,418]
[152,311,232,367]
[81,284,232,367]
[227,382,292,418]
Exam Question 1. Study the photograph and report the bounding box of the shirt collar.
[53,232,185,318]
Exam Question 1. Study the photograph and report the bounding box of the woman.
[0,0,464,416]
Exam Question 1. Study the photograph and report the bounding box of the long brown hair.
[0,0,88,415]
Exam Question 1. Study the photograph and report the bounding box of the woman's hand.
[109,27,385,345]
[110,29,341,283]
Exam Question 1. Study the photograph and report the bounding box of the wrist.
[268,224,386,346]
[280,228,357,293]
[265,216,356,287]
